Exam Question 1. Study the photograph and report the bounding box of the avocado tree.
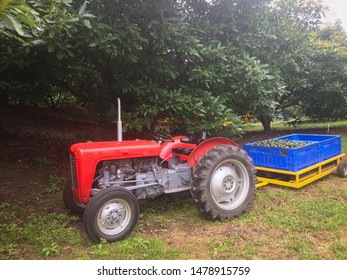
[239,0,326,129]
[1,0,346,134]
[0,0,39,42]
[0,0,40,105]
[0,0,98,108]
[303,22,347,120]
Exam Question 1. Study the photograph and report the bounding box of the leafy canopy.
[1,0,346,134]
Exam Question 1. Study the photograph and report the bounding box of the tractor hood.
[70,140,161,160]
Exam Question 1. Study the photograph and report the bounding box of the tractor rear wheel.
[83,188,139,242]
[191,145,257,221]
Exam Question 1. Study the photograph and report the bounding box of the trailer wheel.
[63,184,85,214]
[337,158,347,178]
[192,145,257,221]
[83,188,139,242]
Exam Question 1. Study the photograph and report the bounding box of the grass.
[0,201,182,260]
[1,124,346,260]
[255,191,347,231]
[87,237,181,260]
[1,177,346,260]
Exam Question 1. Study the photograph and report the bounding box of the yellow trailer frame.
[255,153,346,189]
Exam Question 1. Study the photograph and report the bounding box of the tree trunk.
[259,114,272,132]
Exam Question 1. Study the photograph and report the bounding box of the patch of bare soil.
[0,106,111,217]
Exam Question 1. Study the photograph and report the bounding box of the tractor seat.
[172,148,194,156]
[180,132,207,145]
[190,132,207,144]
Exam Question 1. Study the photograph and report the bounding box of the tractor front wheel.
[192,145,257,221]
[63,184,85,214]
[83,188,139,242]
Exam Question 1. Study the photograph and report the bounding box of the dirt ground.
[1,105,345,259]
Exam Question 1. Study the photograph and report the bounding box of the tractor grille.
[69,154,78,189]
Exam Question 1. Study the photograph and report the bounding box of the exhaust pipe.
[117,98,122,141]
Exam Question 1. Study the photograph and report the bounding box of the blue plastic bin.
[244,134,342,171]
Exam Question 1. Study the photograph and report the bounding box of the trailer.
[243,134,347,189]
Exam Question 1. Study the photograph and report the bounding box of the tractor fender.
[187,137,239,167]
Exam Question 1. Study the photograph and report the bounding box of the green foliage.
[116,237,180,260]
[42,242,60,256]
[91,238,110,258]
[0,0,95,107]
[302,23,347,120]
[0,0,346,133]
[34,0,96,60]
[91,236,182,259]
[0,204,83,259]
[0,0,39,43]
[46,175,66,194]
[1,242,18,256]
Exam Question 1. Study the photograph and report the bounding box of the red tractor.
[63,99,257,242]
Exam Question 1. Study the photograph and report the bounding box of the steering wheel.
[151,132,174,143]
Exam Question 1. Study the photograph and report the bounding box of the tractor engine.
[94,157,192,199]
[96,157,157,188]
